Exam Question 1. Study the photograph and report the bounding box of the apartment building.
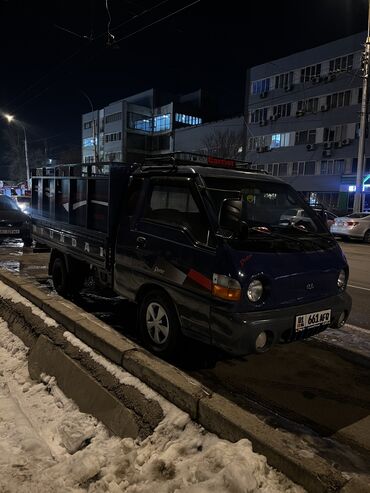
[81,88,206,165]
[245,31,370,212]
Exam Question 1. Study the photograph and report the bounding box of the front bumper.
[210,292,352,356]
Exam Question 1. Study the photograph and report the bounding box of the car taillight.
[345,221,359,227]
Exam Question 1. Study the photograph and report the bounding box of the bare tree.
[201,129,244,159]
[58,146,81,164]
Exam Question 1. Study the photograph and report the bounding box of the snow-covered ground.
[0,315,305,493]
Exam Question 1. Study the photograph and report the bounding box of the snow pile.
[0,318,304,492]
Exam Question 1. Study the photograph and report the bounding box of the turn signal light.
[212,274,241,301]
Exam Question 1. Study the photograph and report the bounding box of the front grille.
[0,221,23,228]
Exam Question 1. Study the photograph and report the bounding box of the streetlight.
[4,113,30,186]
[353,0,370,212]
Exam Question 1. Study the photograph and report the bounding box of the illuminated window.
[154,114,171,132]
[83,137,97,147]
[175,113,202,126]
[251,78,270,94]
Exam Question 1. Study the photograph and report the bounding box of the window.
[105,112,122,124]
[320,159,344,175]
[326,90,351,109]
[105,132,122,143]
[323,125,346,142]
[295,129,316,145]
[83,137,97,147]
[144,183,208,243]
[248,136,267,151]
[300,64,321,83]
[292,162,305,176]
[252,78,270,95]
[273,103,291,117]
[250,107,268,123]
[271,132,290,148]
[297,98,319,113]
[175,113,202,125]
[329,54,354,73]
[304,161,316,175]
[153,114,171,132]
[275,71,293,89]
[84,121,92,129]
[278,163,288,176]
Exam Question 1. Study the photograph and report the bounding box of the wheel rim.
[146,302,169,345]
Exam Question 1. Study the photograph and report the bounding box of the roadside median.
[0,268,367,492]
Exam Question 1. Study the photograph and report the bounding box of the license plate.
[0,229,20,234]
[295,309,331,332]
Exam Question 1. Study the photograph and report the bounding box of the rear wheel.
[51,257,70,296]
[364,230,370,244]
[139,290,183,359]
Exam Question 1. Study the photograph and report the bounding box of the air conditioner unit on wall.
[306,143,315,151]
[270,114,279,121]
[296,110,305,117]
[284,84,294,92]
[324,141,332,149]
[320,104,329,112]
[342,138,351,146]
[259,120,268,126]
[334,141,342,148]
[260,91,268,99]
[256,146,264,153]
[322,149,332,157]
[311,76,320,84]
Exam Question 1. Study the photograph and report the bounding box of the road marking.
[345,323,370,334]
[347,284,370,292]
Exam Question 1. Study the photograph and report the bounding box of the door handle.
[136,236,147,248]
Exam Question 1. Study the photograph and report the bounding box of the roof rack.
[142,152,266,173]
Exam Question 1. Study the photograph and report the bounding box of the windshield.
[203,177,334,252]
[204,177,327,234]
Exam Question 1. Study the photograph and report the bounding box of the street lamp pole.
[353,0,370,212]
[3,114,30,186]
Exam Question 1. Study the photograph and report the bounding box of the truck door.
[118,176,215,344]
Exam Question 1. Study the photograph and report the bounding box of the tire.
[139,290,183,359]
[22,238,32,247]
[364,230,370,244]
[51,256,70,297]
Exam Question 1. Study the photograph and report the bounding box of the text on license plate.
[295,309,331,332]
[0,229,20,234]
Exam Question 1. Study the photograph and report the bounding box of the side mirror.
[218,199,242,234]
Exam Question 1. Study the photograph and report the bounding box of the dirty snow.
[0,318,304,493]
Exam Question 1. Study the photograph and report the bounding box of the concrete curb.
[0,269,366,492]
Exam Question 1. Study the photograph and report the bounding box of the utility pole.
[353,0,370,213]
[80,90,99,163]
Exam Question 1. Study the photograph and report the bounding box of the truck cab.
[31,154,351,358]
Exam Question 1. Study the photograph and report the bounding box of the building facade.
[245,31,370,212]
[82,88,205,165]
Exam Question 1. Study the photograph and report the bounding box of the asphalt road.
[339,241,370,330]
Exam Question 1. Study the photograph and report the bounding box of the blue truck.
[31,153,351,357]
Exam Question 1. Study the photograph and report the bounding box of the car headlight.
[337,269,346,291]
[247,279,263,302]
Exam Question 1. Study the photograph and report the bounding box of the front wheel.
[139,291,183,359]
[364,230,370,244]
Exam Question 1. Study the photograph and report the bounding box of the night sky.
[0,0,368,158]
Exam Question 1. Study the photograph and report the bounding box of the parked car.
[280,207,336,229]
[0,195,32,246]
[330,213,370,243]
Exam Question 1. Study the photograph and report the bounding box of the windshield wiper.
[249,226,309,251]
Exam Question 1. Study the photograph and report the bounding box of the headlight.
[247,279,263,302]
[337,269,346,290]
